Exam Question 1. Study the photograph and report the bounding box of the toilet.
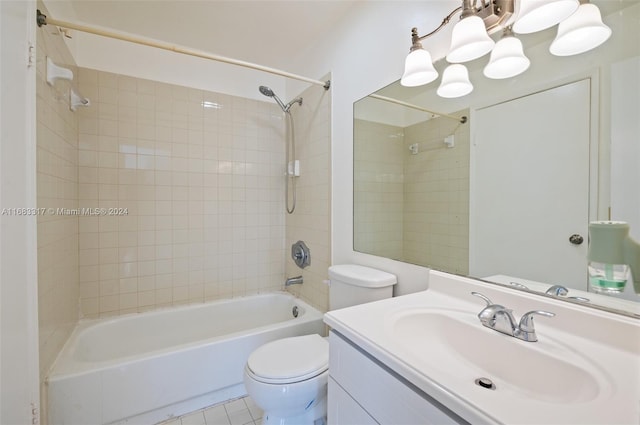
[243,265,397,424]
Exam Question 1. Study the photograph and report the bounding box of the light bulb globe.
[437,64,474,98]
[447,15,495,63]
[484,36,531,79]
[550,3,611,56]
[401,48,439,87]
[513,0,579,34]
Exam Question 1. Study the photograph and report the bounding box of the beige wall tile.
[354,119,404,261]
[77,68,294,315]
[36,15,80,387]
[285,81,332,312]
[354,110,469,276]
[403,111,470,275]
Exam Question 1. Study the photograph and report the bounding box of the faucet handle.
[471,292,518,334]
[518,310,555,338]
[545,285,569,296]
[509,281,529,290]
[471,291,493,307]
[517,310,555,342]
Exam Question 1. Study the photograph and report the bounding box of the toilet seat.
[246,334,328,384]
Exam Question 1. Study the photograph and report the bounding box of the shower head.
[259,85,287,111]
[258,85,301,113]
[259,85,274,97]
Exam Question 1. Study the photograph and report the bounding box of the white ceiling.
[59,0,361,70]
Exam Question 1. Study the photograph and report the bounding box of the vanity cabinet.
[328,331,466,425]
[328,377,378,424]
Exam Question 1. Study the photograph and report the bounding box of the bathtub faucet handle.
[291,241,310,269]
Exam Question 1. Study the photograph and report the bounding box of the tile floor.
[158,396,263,425]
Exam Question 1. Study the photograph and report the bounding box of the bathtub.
[47,292,325,425]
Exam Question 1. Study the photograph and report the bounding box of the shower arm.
[36,10,331,91]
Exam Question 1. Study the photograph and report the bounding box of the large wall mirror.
[354,0,639,316]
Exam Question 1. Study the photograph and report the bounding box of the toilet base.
[262,396,326,425]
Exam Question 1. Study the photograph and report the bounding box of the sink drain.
[475,377,496,390]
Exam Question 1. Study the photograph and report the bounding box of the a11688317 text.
[1,207,128,216]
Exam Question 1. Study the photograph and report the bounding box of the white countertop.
[324,270,640,425]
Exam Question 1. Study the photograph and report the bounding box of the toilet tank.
[328,265,397,310]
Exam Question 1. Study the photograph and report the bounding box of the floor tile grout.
[156,395,262,425]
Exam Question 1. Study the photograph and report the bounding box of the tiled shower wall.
[36,18,80,386]
[285,81,332,311]
[353,113,469,275]
[403,111,470,275]
[76,68,288,317]
[353,119,404,260]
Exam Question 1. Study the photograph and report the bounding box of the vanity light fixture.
[549,0,611,56]
[401,31,439,87]
[483,26,530,79]
[512,0,579,34]
[437,64,474,98]
[446,0,495,63]
[401,0,610,97]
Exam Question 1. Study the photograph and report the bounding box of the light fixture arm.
[411,0,514,48]
[403,0,609,93]
[412,6,463,47]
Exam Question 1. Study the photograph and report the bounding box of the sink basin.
[325,271,638,424]
[389,309,607,404]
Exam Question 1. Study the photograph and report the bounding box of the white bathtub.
[47,292,325,425]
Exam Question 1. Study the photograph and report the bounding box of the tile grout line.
[156,395,262,425]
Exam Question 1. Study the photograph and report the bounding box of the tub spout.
[285,276,303,286]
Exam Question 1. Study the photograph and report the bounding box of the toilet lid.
[246,334,328,384]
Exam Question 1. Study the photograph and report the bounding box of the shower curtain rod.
[36,10,331,90]
[369,94,467,124]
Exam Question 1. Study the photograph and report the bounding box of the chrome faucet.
[545,284,590,302]
[471,292,555,342]
[285,276,303,286]
[545,285,569,296]
[509,281,529,290]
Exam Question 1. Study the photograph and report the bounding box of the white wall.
[1,1,41,423]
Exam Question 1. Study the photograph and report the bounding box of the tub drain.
[475,377,496,390]
[292,306,299,318]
